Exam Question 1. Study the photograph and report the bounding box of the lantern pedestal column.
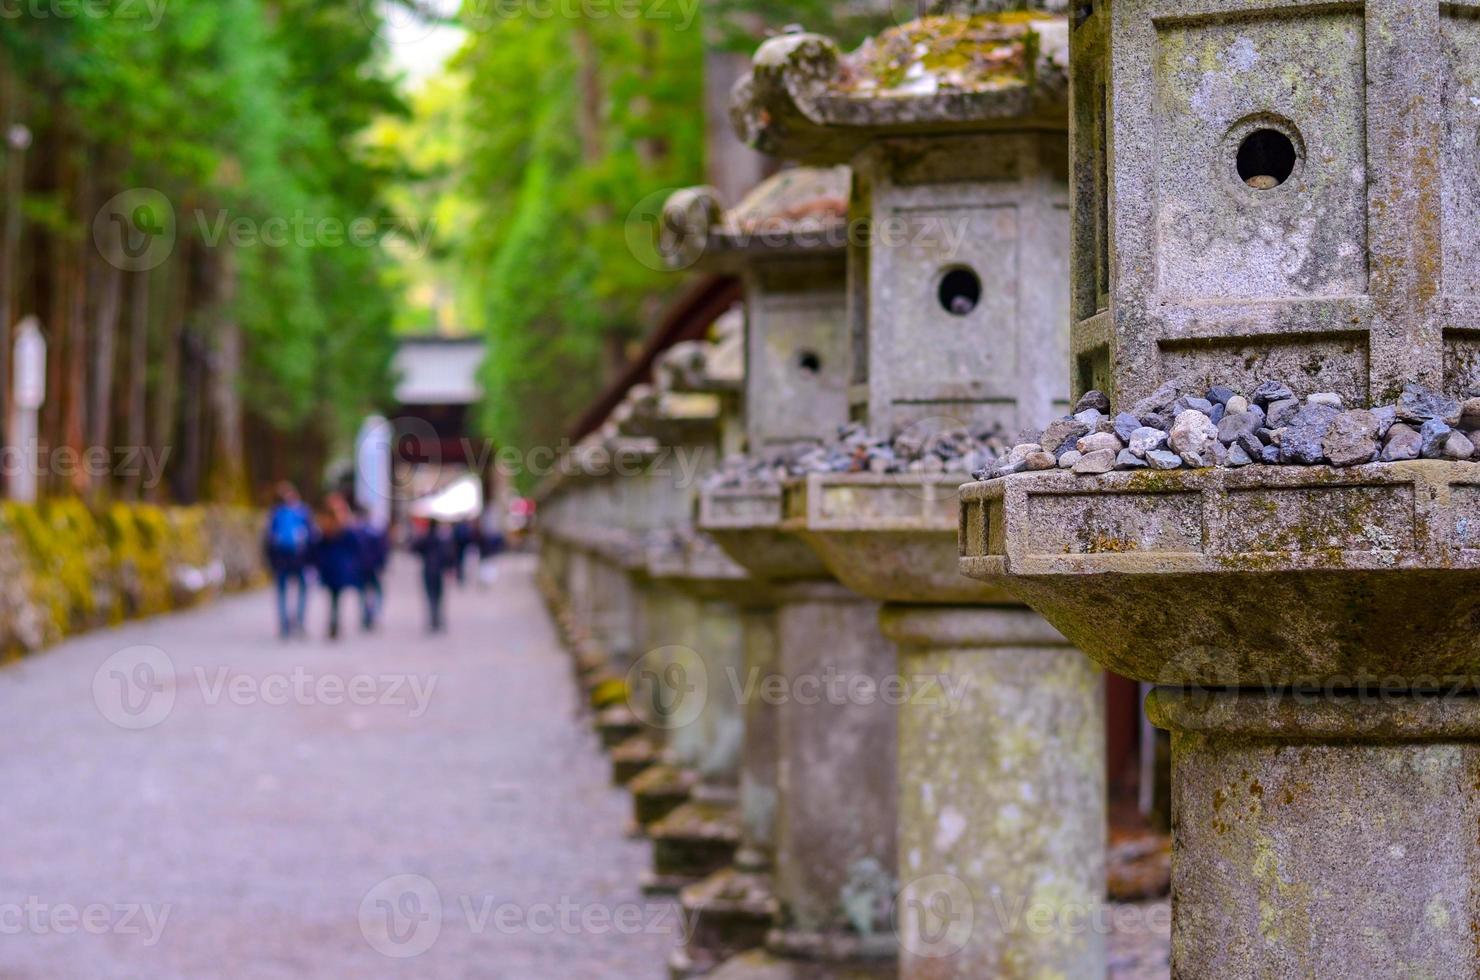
[1150,687,1480,977]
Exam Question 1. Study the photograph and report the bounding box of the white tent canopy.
[408,474,482,522]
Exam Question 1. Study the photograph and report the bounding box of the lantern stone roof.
[731,12,1069,163]
[661,167,850,271]
[655,308,744,395]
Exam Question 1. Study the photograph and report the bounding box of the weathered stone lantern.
[534,435,633,678]
[612,325,769,898]
[664,168,906,976]
[961,2,1480,975]
[732,9,1110,979]
[606,384,711,811]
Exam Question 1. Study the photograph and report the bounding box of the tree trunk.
[63,150,91,497]
[148,245,187,503]
[42,242,65,498]
[634,26,663,167]
[702,49,768,205]
[0,60,27,473]
[179,327,204,504]
[207,247,244,502]
[42,124,71,498]
[175,244,211,504]
[89,183,125,503]
[122,268,149,500]
[573,26,604,164]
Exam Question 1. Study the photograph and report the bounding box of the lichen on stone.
[0,501,263,660]
[838,13,1051,97]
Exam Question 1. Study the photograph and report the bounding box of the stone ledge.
[545,526,648,570]
[644,534,753,595]
[698,486,830,583]
[959,461,1480,573]
[957,462,1480,685]
[1148,688,1480,740]
[700,485,786,529]
[782,472,1013,603]
[783,472,964,531]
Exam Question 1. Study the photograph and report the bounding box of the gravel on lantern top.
[978,382,1480,481]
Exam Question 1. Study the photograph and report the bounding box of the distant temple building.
[372,335,492,528]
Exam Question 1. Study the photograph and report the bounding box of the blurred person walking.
[263,482,317,639]
[353,507,389,632]
[411,517,454,633]
[452,520,475,587]
[477,523,507,588]
[315,493,365,641]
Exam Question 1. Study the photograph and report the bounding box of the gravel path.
[0,554,680,979]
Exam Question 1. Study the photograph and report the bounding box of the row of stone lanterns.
[666,166,891,977]
[716,8,1113,978]
[537,6,1121,978]
[536,0,1480,977]
[684,168,907,977]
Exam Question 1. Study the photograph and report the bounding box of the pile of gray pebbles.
[708,422,1010,489]
[979,382,1480,480]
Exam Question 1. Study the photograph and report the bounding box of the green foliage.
[368,70,479,336]
[455,10,706,480]
[440,1,889,485]
[0,0,406,470]
[705,0,895,52]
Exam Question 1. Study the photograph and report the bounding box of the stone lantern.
[662,167,853,457]
[665,168,905,976]
[533,435,630,681]
[731,8,1111,980]
[960,2,1480,975]
[529,432,659,771]
[612,325,770,898]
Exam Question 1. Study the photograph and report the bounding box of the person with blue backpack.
[264,482,317,639]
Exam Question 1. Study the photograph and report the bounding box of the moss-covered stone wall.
[0,501,264,661]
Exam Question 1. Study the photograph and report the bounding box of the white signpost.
[354,415,393,531]
[10,317,45,503]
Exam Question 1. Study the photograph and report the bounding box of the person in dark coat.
[451,520,475,587]
[315,493,365,640]
[263,482,317,639]
[352,508,389,632]
[476,523,507,588]
[411,517,453,633]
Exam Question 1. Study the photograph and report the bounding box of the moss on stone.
[590,676,629,710]
[0,500,263,660]
[842,13,1045,95]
